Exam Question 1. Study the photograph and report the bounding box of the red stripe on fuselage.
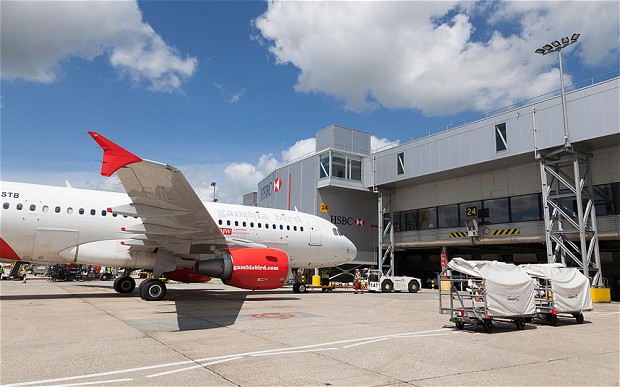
[0,237,21,261]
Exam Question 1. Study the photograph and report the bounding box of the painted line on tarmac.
[250,348,339,357]
[147,357,244,378]
[45,378,134,387]
[342,337,389,348]
[3,328,457,386]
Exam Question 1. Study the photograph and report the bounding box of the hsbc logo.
[259,177,284,201]
[330,215,365,227]
[273,177,283,192]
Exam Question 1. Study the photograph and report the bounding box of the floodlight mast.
[535,33,580,148]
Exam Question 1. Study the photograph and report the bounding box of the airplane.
[0,132,357,300]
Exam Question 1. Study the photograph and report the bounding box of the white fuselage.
[0,181,357,269]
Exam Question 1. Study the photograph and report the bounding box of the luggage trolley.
[520,264,592,326]
[439,258,537,333]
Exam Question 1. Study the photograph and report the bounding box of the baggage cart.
[520,264,592,325]
[439,258,536,333]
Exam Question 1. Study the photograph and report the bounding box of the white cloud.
[1,0,196,92]
[255,1,619,115]
[371,135,399,152]
[282,138,315,163]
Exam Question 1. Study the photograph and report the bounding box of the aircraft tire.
[114,276,136,294]
[298,283,307,293]
[140,279,167,301]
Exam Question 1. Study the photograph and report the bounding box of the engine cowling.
[195,248,289,290]
[166,268,211,284]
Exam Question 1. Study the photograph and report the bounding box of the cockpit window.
[332,228,343,236]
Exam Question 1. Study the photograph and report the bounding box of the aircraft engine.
[195,248,289,290]
[166,268,211,284]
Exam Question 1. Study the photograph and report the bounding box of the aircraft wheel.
[114,276,136,293]
[381,280,393,293]
[140,279,166,301]
[455,321,465,330]
[298,283,307,293]
[408,280,419,293]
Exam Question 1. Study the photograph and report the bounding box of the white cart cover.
[448,258,536,317]
[520,264,592,313]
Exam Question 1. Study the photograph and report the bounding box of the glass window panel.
[401,210,417,231]
[393,212,401,232]
[418,207,437,229]
[495,122,507,152]
[483,198,509,224]
[592,184,615,216]
[331,153,346,178]
[437,205,459,228]
[348,157,362,181]
[319,152,330,179]
[510,194,541,221]
[397,152,405,175]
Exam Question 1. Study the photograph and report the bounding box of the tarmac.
[0,276,618,386]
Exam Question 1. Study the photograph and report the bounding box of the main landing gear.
[113,276,136,294]
[138,279,167,301]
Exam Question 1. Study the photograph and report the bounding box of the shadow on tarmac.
[1,283,301,331]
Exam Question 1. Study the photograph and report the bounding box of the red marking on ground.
[252,313,295,319]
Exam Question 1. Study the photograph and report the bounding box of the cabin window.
[218,219,222,225]
[101,210,107,216]
[30,204,36,211]
[293,226,297,231]
[235,221,239,226]
[280,225,283,230]
[258,223,262,228]
[112,213,117,217]
[226,220,231,226]
[67,207,73,214]
[43,205,49,212]
[3,202,9,209]
[243,221,246,227]
[16,203,23,210]
[250,222,254,228]
[90,209,96,216]
[287,225,290,231]
[79,208,85,215]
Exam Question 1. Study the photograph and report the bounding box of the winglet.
[88,131,143,177]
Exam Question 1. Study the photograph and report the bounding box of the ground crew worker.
[354,268,363,294]
[21,264,28,283]
[321,269,330,292]
[0,265,4,279]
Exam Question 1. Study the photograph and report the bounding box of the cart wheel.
[483,319,492,333]
[514,318,526,330]
[455,321,465,330]
[547,314,558,326]
[381,280,393,293]
[574,313,584,324]
[298,283,307,293]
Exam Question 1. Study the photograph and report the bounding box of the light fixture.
[561,36,569,44]
[552,40,561,47]
[535,48,545,54]
[543,44,553,51]
[571,33,580,42]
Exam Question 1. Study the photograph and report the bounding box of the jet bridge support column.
[533,109,603,286]
[376,191,395,276]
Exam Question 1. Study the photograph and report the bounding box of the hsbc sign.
[330,215,365,227]
[259,177,284,201]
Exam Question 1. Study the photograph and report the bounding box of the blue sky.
[1,1,619,203]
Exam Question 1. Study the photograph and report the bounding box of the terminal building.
[256,76,620,299]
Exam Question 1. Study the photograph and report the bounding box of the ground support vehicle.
[47,264,84,282]
[520,264,592,326]
[439,258,536,333]
[365,269,421,293]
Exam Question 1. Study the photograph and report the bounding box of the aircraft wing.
[89,132,227,256]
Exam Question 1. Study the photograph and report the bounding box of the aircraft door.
[306,216,322,246]
[32,228,79,263]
